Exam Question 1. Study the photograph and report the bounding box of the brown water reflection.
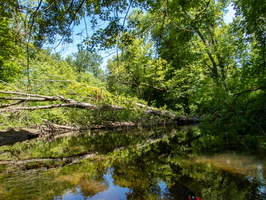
[195,152,266,197]
[196,153,266,178]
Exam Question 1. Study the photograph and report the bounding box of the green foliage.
[0,17,23,82]
[1,1,266,198]
[65,50,105,80]
[0,0,265,139]
[107,37,172,109]
[233,0,266,44]
[0,47,151,127]
[106,0,266,137]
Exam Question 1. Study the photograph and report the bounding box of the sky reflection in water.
[53,153,266,200]
[54,168,131,200]
[53,167,171,200]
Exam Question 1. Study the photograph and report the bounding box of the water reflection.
[192,153,266,199]
[52,152,266,200]
[1,126,266,200]
[52,167,175,200]
[158,181,171,199]
[257,163,266,197]
[54,168,131,200]
[196,153,265,177]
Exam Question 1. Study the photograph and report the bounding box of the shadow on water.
[0,125,266,200]
[0,128,38,146]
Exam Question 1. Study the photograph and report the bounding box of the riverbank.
[0,128,39,146]
[0,116,201,146]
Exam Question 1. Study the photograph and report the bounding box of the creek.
[0,125,265,200]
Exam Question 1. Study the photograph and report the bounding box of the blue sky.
[224,3,236,24]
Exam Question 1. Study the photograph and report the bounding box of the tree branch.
[233,87,261,106]
[0,101,24,108]
[0,102,97,112]
[54,0,86,49]
[0,91,75,102]
[196,30,219,79]
[233,88,261,97]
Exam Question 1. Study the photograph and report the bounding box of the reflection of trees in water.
[112,157,263,199]
[1,127,265,199]
[79,179,107,197]
[257,163,266,198]
[110,128,264,199]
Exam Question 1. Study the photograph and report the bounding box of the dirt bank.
[0,128,39,146]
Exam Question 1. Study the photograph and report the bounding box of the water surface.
[0,126,265,199]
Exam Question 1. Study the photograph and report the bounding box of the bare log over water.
[0,90,201,130]
[0,91,176,118]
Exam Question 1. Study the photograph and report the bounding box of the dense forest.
[0,1,266,199]
[0,0,265,140]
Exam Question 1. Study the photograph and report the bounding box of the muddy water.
[0,126,265,200]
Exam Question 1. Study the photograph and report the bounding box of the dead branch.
[42,119,80,131]
[0,90,126,112]
[0,96,59,101]
[0,100,25,108]
[0,91,62,100]
[135,103,176,118]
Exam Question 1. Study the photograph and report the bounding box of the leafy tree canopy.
[0,17,23,82]
[65,50,104,79]
[0,0,265,137]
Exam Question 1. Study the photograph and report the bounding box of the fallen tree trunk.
[0,91,174,117]
[0,102,97,112]
[0,152,98,166]
[0,90,200,126]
